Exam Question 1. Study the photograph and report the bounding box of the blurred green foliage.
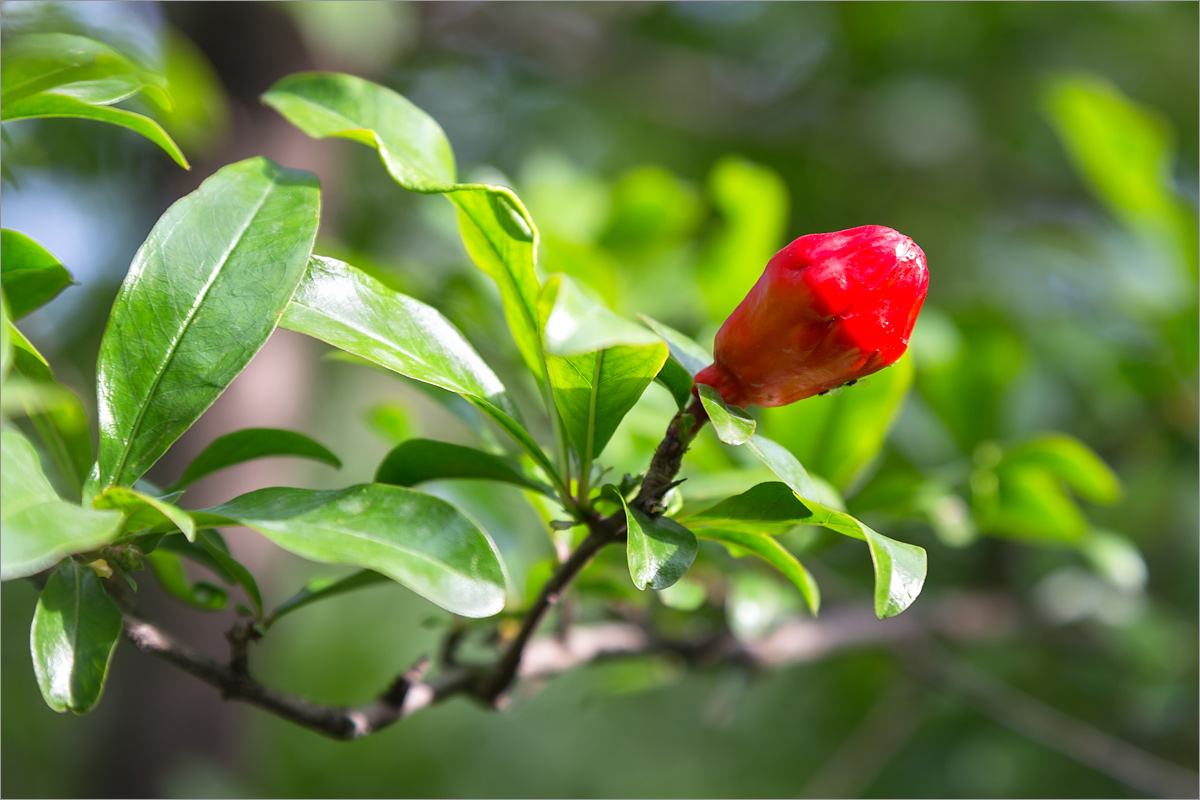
[1,2,1196,798]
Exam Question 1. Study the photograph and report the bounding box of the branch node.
[226,621,261,679]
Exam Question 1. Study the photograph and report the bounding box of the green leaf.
[280,256,562,492]
[1043,73,1193,268]
[697,156,789,321]
[977,462,1089,544]
[1,428,122,581]
[537,275,667,463]
[375,438,554,497]
[156,530,263,618]
[638,314,712,376]
[49,75,153,106]
[3,93,188,169]
[744,434,820,500]
[268,569,389,627]
[282,255,516,417]
[1002,434,1122,504]
[540,275,663,357]
[93,486,196,542]
[205,484,507,618]
[862,530,927,620]
[655,357,694,411]
[761,355,914,490]
[696,528,819,615]
[170,427,341,491]
[449,189,544,374]
[612,492,696,591]
[7,325,94,496]
[262,72,544,374]
[30,559,123,714]
[745,434,926,618]
[697,383,755,445]
[1,33,167,106]
[1,230,73,319]
[688,482,813,534]
[544,341,669,462]
[92,157,320,492]
[366,401,415,445]
[146,549,228,610]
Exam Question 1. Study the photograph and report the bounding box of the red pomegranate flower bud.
[694,225,928,408]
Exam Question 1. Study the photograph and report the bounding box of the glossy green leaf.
[613,492,696,591]
[206,483,507,618]
[1,230,73,319]
[696,528,819,614]
[282,256,516,416]
[762,355,914,490]
[93,486,196,542]
[281,256,561,491]
[146,549,227,610]
[655,357,694,411]
[1,33,167,106]
[638,313,712,376]
[170,427,341,491]
[268,569,389,627]
[31,559,123,714]
[745,433,926,618]
[262,72,544,373]
[49,75,152,106]
[697,383,755,445]
[538,275,667,462]
[544,342,668,463]
[745,434,821,500]
[1002,434,1121,504]
[3,93,188,169]
[450,189,544,374]
[540,275,663,358]
[92,157,320,492]
[862,530,928,619]
[376,438,554,496]
[1,428,122,581]
[688,482,813,534]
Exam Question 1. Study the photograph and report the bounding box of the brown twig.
[124,616,471,740]
[471,395,709,704]
[121,400,712,731]
[124,594,1002,740]
[473,516,623,704]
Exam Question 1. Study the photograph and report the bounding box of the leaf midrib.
[107,177,276,487]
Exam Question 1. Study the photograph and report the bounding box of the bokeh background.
[2,2,1197,797]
